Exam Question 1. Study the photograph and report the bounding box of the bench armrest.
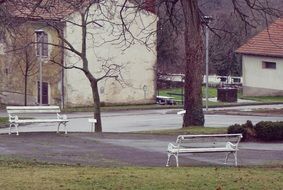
[57,113,67,120]
[8,114,18,123]
[226,142,237,150]
[167,143,178,152]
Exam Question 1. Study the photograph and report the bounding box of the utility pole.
[203,16,213,112]
[35,30,44,106]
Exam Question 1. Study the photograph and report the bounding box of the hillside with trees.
[157,0,283,77]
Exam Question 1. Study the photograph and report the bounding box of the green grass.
[158,87,217,101]
[159,88,283,105]
[241,96,283,103]
[0,159,282,190]
[0,117,8,125]
[137,127,228,135]
[63,104,182,113]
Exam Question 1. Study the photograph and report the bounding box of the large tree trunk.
[181,0,204,127]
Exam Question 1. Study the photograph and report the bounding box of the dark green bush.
[254,121,283,141]
[227,120,255,141]
[228,124,245,133]
[227,124,247,140]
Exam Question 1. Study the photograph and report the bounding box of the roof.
[236,18,283,58]
[2,1,89,21]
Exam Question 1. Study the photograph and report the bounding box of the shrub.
[227,120,255,141]
[227,124,247,140]
[254,121,283,141]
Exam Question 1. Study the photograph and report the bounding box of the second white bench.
[166,134,242,167]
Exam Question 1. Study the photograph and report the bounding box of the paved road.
[1,107,283,134]
[0,133,282,166]
[1,106,282,166]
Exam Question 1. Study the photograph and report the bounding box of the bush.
[227,120,255,141]
[228,124,246,138]
[254,121,283,141]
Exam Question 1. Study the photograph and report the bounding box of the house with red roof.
[0,0,157,107]
[236,18,283,96]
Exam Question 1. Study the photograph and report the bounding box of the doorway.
[37,81,49,105]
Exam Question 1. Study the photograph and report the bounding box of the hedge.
[228,120,283,141]
[254,121,283,141]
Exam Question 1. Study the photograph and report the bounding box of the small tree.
[10,27,39,106]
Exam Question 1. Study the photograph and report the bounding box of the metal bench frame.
[7,106,69,135]
[166,134,242,167]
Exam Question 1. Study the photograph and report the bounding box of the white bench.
[6,106,69,135]
[166,134,242,167]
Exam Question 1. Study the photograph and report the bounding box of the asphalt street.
[1,105,283,134]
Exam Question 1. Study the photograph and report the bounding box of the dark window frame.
[262,61,276,69]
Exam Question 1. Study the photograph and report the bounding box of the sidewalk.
[0,132,282,167]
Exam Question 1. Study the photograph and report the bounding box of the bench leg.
[166,153,172,167]
[175,155,179,167]
[9,124,12,135]
[57,122,67,134]
[9,123,19,136]
[233,152,238,166]
[15,124,19,136]
[166,154,179,167]
[225,152,238,166]
[64,122,67,134]
[57,123,60,133]
[224,152,231,165]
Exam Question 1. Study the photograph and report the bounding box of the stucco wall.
[242,55,283,96]
[0,23,62,105]
[64,2,157,107]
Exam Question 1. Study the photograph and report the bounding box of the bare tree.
[11,27,39,106]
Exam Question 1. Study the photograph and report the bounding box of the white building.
[236,18,283,96]
[0,0,157,107]
[63,1,157,106]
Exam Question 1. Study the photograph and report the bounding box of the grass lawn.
[160,87,283,105]
[0,117,8,125]
[136,126,227,135]
[240,96,283,103]
[0,160,282,190]
[158,87,217,101]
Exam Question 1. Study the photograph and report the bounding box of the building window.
[262,61,276,69]
[37,81,49,105]
[35,31,48,57]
